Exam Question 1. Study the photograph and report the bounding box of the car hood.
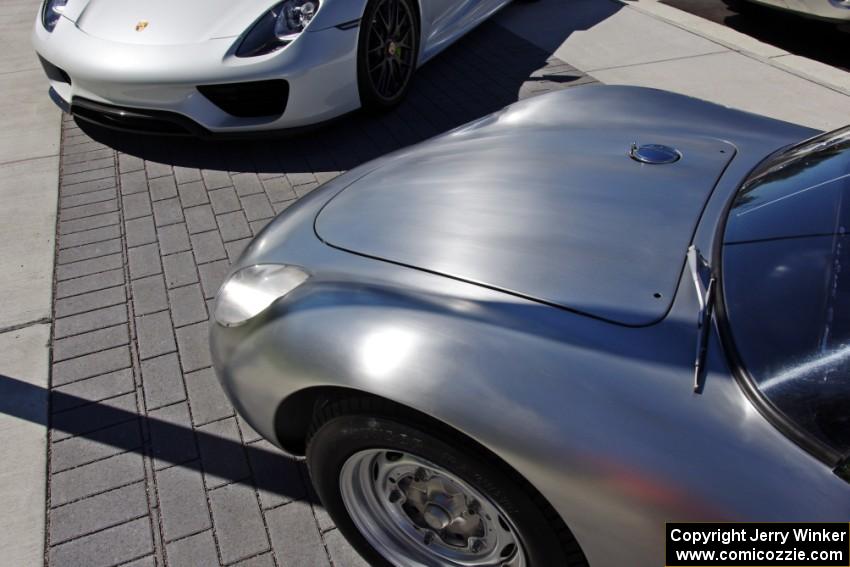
[315,86,810,326]
[70,0,278,45]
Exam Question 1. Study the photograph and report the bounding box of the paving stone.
[50,482,148,545]
[140,352,186,410]
[128,242,162,279]
[146,160,173,179]
[149,402,197,469]
[178,180,209,208]
[225,238,252,262]
[202,170,232,190]
[156,464,212,541]
[50,451,145,507]
[235,553,276,567]
[233,173,264,197]
[240,193,274,222]
[158,222,192,255]
[247,440,305,509]
[272,201,295,215]
[165,530,219,567]
[198,417,250,489]
[62,167,116,187]
[262,177,296,203]
[52,368,135,413]
[118,153,144,174]
[54,304,127,339]
[266,501,330,567]
[49,517,153,567]
[209,187,241,214]
[120,170,149,195]
[216,210,252,242]
[249,219,271,235]
[184,368,232,426]
[198,259,230,300]
[59,211,120,235]
[60,187,118,209]
[324,529,369,567]
[53,324,129,362]
[176,321,212,372]
[209,483,269,564]
[126,216,158,248]
[55,253,123,281]
[149,176,178,201]
[61,176,116,197]
[51,420,143,473]
[58,224,122,249]
[60,199,118,221]
[122,192,153,220]
[64,148,113,166]
[120,555,156,567]
[57,238,122,265]
[51,392,138,441]
[185,204,218,234]
[132,274,169,315]
[294,182,319,198]
[136,311,176,360]
[237,415,263,444]
[174,166,203,185]
[163,251,199,288]
[153,197,185,227]
[190,231,227,264]
[169,284,208,327]
[55,284,126,317]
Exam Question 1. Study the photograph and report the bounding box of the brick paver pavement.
[46,20,595,567]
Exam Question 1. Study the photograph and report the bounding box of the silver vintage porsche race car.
[210,85,850,566]
[32,0,514,135]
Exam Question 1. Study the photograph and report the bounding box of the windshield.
[722,127,850,458]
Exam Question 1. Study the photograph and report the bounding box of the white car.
[32,0,513,135]
[740,0,850,22]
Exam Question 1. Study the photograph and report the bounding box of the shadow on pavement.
[0,373,307,502]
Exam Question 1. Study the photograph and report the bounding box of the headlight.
[214,265,309,327]
[41,0,68,32]
[236,0,319,58]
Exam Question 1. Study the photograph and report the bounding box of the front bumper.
[32,16,361,133]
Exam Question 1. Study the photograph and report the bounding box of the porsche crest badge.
[135,20,149,32]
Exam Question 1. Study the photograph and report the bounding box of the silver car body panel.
[316,129,735,326]
[32,0,513,132]
[210,86,850,566]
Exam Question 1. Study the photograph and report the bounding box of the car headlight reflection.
[236,0,320,58]
[214,265,309,327]
[42,0,68,32]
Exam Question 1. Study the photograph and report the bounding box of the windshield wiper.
[688,245,716,393]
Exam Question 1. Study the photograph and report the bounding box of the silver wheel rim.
[339,449,528,567]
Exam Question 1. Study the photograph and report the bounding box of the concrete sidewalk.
[0,0,60,565]
[496,0,850,130]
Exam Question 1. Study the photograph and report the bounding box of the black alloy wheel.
[358,0,419,109]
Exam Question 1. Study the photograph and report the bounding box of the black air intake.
[198,80,289,118]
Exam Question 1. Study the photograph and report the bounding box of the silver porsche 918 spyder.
[210,85,850,566]
[32,0,513,135]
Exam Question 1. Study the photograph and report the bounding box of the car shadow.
[75,1,619,175]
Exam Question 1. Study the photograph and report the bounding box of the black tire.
[306,397,588,567]
[357,0,420,110]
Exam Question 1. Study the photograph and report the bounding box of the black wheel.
[306,398,588,567]
[357,0,420,110]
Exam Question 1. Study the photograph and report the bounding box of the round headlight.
[214,264,309,327]
[237,0,320,58]
[42,0,68,32]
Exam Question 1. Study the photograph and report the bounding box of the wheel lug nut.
[471,539,483,552]
[414,467,428,482]
[388,490,402,503]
